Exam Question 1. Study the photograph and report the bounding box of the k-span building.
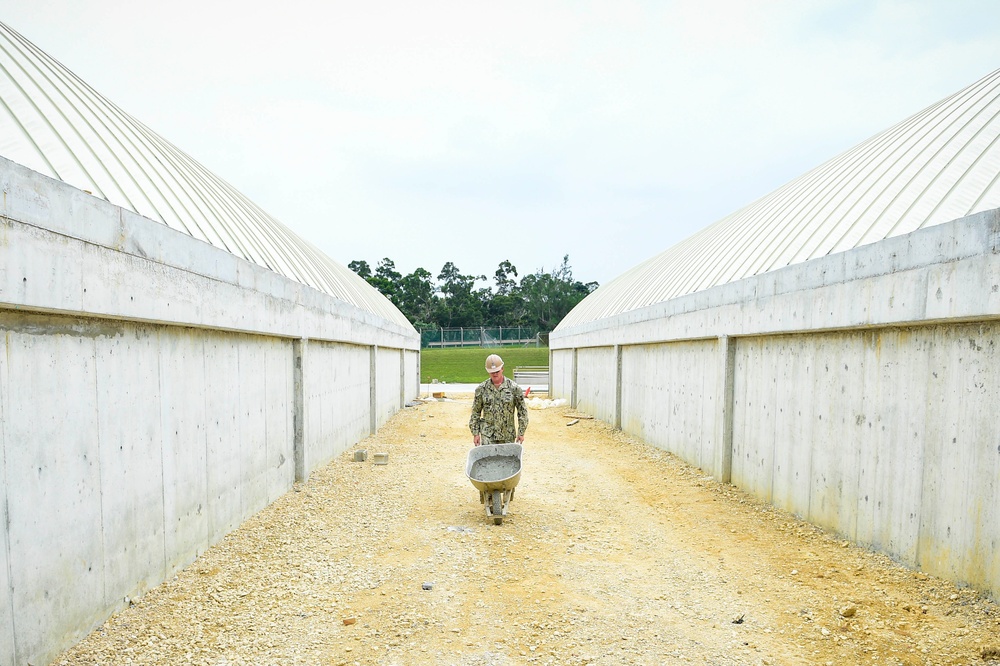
[551,68,1000,601]
[0,21,419,665]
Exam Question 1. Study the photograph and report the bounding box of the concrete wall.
[620,340,722,474]
[550,209,1000,600]
[375,346,404,429]
[303,341,373,476]
[0,157,420,666]
[406,349,420,402]
[550,349,575,404]
[1,315,298,663]
[574,346,617,424]
[730,325,1000,590]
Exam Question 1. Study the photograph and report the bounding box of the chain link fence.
[418,326,544,349]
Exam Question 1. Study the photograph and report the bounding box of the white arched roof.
[558,67,1000,330]
[0,21,412,329]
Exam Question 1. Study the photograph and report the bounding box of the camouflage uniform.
[469,377,528,444]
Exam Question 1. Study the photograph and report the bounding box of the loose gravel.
[56,396,1000,665]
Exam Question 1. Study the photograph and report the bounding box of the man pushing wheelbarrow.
[467,354,528,524]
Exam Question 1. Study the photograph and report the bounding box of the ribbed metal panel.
[558,68,1000,330]
[0,21,411,329]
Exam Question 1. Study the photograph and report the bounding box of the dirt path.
[58,396,1000,665]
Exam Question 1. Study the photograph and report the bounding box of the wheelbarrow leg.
[491,490,504,525]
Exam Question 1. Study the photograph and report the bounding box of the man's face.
[489,368,504,384]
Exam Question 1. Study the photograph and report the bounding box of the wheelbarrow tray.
[466,443,522,524]
[466,443,522,492]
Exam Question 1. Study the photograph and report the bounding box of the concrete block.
[373,452,389,465]
[576,347,617,424]
[263,341,295,504]
[304,341,373,476]
[95,327,168,614]
[0,331,13,666]
[619,341,718,473]
[204,333,243,542]
[862,329,925,563]
[376,347,403,429]
[0,219,84,314]
[6,328,103,666]
[158,331,210,573]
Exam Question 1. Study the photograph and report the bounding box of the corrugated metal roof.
[0,21,412,329]
[557,67,1000,330]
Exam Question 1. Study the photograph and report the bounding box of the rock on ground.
[57,397,1000,665]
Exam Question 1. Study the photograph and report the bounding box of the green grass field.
[421,347,549,383]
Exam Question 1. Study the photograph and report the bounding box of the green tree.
[347,259,371,279]
[484,259,524,326]
[493,260,518,296]
[364,258,402,306]
[348,254,597,332]
[398,267,436,326]
[436,262,485,327]
[519,255,596,331]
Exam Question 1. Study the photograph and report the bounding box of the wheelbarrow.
[466,443,522,525]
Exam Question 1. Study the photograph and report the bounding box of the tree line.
[348,255,598,332]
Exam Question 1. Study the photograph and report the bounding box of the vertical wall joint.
[614,344,623,430]
[399,348,406,409]
[292,338,306,483]
[416,348,422,401]
[571,348,578,410]
[718,335,736,484]
[547,348,553,398]
[370,345,378,435]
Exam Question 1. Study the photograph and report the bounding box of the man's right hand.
[473,435,481,446]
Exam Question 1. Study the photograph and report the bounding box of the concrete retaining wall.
[550,209,1000,600]
[405,349,420,405]
[575,346,617,424]
[303,340,373,476]
[0,158,420,666]
[550,349,574,403]
[620,340,722,474]
[375,346,404,430]
[730,325,1000,589]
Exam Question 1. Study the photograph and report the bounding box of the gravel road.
[56,396,1000,665]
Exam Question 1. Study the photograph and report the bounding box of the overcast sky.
[3,1,1000,288]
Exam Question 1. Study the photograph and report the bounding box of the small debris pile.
[526,397,568,409]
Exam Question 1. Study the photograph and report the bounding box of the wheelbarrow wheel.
[491,490,503,525]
